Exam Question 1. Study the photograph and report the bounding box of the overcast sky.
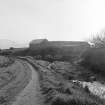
[0,0,105,43]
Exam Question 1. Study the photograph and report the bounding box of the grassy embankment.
[0,56,31,105]
[19,56,105,105]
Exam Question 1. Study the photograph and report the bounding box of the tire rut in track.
[12,61,43,105]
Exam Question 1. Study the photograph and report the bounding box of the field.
[18,56,105,105]
[0,40,105,105]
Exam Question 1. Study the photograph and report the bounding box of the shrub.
[80,47,105,74]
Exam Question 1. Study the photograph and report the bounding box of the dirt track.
[12,62,43,105]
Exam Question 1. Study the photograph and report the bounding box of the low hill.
[12,39,90,62]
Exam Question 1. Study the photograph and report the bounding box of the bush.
[80,47,105,74]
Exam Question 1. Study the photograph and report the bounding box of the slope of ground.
[20,56,105,105]
[0,56,31,105]
[0,55,105,105]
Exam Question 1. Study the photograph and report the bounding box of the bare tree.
[89,29,105,48]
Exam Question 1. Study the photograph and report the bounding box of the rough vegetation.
[0,56,15,67]
[0,56,31,105]
[0,39,105,105]
[81,48,105,74]
[19,56,105,105]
